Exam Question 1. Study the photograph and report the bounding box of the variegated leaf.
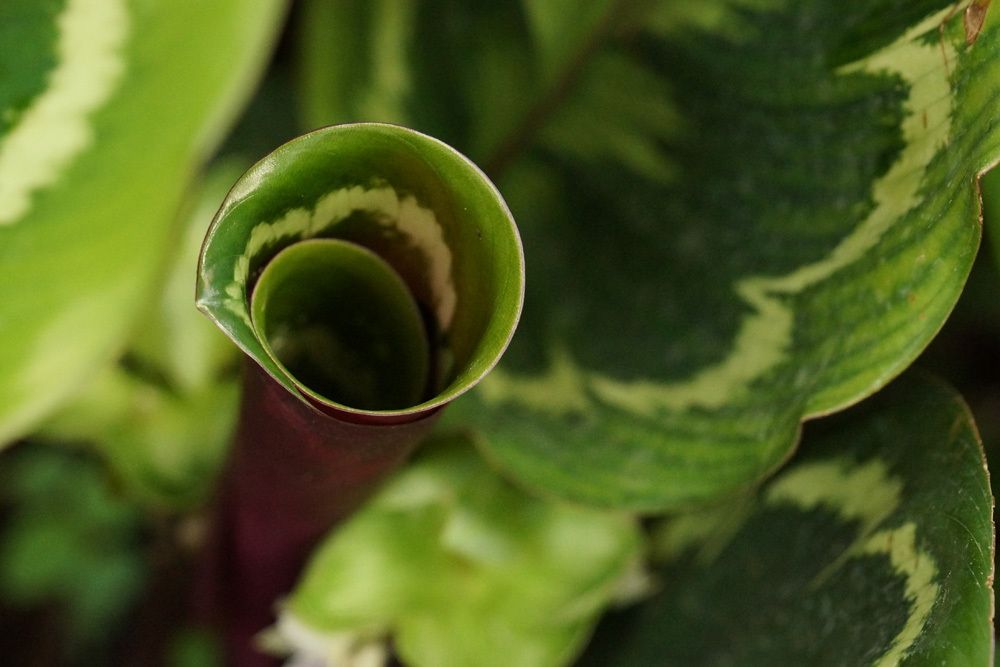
[578,374,994,666]
[300,0,1000,508]
[0,0,284,444]
[196,124,524,420]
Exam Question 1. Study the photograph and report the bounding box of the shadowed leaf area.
[577,374,993,666]
[0,445,147,664]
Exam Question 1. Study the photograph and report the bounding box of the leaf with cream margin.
[578,373,994,666]
[0,0,284,444]
[261,434,644,667]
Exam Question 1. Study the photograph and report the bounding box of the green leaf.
[295,0,616,162]
[251,239,430,410]
[126,160,247,394]
[37,161,245,509]
[415,1,1000,509]
[263,434,644,667]
[168,629,223,667]
[576,373,993,666]
[197,123,524,418]
[40,364,238,509]
[0,0,284,445]
[981,162,1000,275]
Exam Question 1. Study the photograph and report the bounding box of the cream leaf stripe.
[767,459,939,667]
[0,0,129,226]
[481,5,960,415]
[223,184,456,333]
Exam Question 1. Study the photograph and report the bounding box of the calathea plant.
[193,123,524,664]
[1,1,999,666]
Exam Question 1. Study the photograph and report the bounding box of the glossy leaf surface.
[197,123,524,419]
[0,0,283,444]
[578,374,994,666]
[300,0,1000,507]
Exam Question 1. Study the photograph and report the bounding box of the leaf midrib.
[483,0,634,179]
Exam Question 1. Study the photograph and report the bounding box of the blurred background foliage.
[2,1,1000,665]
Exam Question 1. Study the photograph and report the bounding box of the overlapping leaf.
[263,434,643,667]
[0,0,284,444]
[577,374,993,666]
[300,0,1000,508]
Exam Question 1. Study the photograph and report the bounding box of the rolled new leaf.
[195,123,523,666]
[198,123,524,421]
[251,239,432,412]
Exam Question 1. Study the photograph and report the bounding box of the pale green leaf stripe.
[485,7,955,416]
[457,0,999,510]
[767,462,938,667]
[0,0,128,226]
[0,0,284,445]
[222,184,456,333]
[579,375,992,666]
[197,124,525,420]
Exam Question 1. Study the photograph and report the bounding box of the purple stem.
[196,361,440,666]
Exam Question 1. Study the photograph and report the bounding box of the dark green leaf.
[981,163,1000,275]
[577,374,993,666]
[430,1,996,509]
[0,445,146,645]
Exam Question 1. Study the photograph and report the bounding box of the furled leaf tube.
[195,124,524,665]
